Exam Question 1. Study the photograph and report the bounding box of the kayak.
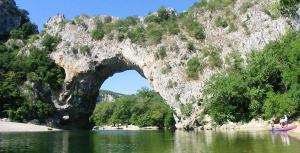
[271,125,297,131]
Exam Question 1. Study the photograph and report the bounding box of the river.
[0,130,299,153]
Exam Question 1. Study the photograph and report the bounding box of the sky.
[15,0,199,94]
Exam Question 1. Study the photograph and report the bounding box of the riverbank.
[0,121,60,132]
[93,125,159,130]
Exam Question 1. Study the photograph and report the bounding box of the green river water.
[0,130,299,153]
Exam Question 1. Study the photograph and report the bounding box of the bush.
[10,22,38,39]
[262,2,281,19]
[146,23,164,44]
[94,18,103,29]
[183,17,205,40]
[127,26,146,44]
[186,57,204,80]
[192,0,236,11]
[41,34,61,52]
[145,7,176,24]
[11,100,55,122]
[187,42,195,52]
[215,16,228,28]
[117,33,125,42]
[263,92,297,118]
[165,20,180,35]
[91,29,105,40]
[204,72,250,124]
[279,0,300,17]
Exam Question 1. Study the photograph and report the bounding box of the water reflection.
[174,130,299,153]
[0,130,299,153]
[271,131,291,146]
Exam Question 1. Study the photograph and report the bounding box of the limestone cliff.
[21,0,300,129]
[97,90,125,103]
[0,0,23,40]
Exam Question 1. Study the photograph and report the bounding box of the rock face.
[97,90,125,103]
[0,0,22,40]
[31,0,299,129]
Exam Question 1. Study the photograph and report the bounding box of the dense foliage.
[0,11,65,122]
[279,0,300,17]
[91,88,175,129]
[204,31,300,124]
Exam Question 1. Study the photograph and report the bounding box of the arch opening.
[57,55,174,129]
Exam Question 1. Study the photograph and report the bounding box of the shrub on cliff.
[215,16,228,28]
[91,29,105,40]
[146,23,164,44]
[183,17,205,40]
[186,57,204,80]
[10,22,38,39]
[279,0,300,17]
[127,26,146,44]
[41,34,61,52]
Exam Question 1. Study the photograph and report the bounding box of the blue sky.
[15,0,198,94]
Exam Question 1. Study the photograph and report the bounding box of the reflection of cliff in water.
[173,131,299,153]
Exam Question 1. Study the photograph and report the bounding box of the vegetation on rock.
[91,88,175,129]
[204,31,300,124]
[0,9,64,122]
[186,57,204,80]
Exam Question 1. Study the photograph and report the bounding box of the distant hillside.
[96,90,126,103]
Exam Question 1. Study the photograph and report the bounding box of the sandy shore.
[0,121,60,132]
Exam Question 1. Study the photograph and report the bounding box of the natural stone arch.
[54,54,149,129]
[42,0,295,129]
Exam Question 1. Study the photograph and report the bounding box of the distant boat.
[271,125,297,131]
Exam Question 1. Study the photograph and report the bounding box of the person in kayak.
[270,116,276,129]
[283,115,288,126]
[279,117,285,127]
[279,115,288,127]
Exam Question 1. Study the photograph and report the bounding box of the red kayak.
[271,125,297,131]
